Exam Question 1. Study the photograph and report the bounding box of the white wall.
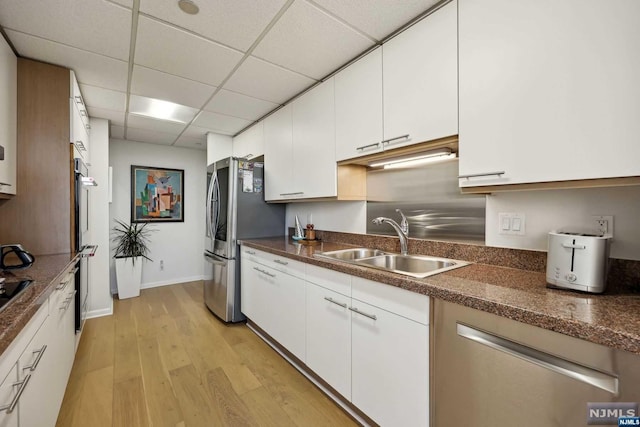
[207,132,232,165]
[87,118,112,317]
[110,139,207,291]
[486,186,640,260]
[286,201,367,234]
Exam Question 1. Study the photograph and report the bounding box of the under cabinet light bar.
[369,148,456,169]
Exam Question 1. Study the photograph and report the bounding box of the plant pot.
[115,256,143,299]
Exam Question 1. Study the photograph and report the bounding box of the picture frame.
[131,165,184,223]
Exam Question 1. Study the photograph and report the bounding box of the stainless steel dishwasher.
[432,299,640,427]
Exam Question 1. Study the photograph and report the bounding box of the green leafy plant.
[111,219,154,264]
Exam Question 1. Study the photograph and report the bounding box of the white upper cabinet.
[265,80,337,201]
[458,0,640,189]
[291,78,336,199]
[335,47,384,161]
[382,0,458,151]
[264,104,293,201]
[70,71,90,163]
[0,35,17,196]
[232,121,264,159]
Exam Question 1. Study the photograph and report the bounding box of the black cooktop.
[0,279,33,312]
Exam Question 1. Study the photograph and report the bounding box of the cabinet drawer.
[352,277,429,325]
[241,248,305,279]
[305,264,351,296]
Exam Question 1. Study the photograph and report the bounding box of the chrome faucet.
[372,209,409,255]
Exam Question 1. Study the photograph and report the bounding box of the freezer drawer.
[203,252,244,323]
[432,299,640,427]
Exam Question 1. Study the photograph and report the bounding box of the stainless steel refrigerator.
[204,156,285,322]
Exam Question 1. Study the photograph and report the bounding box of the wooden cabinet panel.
[0,35,17,197]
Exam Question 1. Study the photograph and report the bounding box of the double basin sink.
[314,248,470,279]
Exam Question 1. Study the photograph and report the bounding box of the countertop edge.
[240,240,640,356]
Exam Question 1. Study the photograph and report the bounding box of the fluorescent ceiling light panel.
[129,94,198,124]
[369,147,456,168]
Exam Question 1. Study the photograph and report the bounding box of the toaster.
[546,229,611,293]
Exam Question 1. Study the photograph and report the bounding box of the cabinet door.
[292,79,337,199]
[19,312,59,427]
[240,257,266,324]
[305,282,351,399]
[0,35,17,196]
[264,104,293,201]
[382,0,457,150]
[233,121,264,159]
[335,48,384,161]
[0,365,18,427]
[458,0,640,188]
[351,299,429,427]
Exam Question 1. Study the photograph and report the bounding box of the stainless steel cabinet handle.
[0,374,31,413]
[279,192,304,196]
[458,171,506,180]
[561,243,586,250]
[74,95,83,105]
[0,182,12,187]
[253,266,276,278]
[381,134,410,145]
[456,323,618,394]
[22,345,47,372]
[273,259,288,266]
[356,142,381,151]
[324,297,347,308]
[349,306,377,321]
[80,109,88,117]
[244,250,256,255]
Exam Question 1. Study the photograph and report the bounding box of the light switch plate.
[498,212,526,236]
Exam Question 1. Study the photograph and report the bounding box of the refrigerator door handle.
[213,173,221,241]
[206,172,215,239]
[204,251,229,264]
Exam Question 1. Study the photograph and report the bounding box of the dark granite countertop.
[0,253,79,357]
[241,236,640,356]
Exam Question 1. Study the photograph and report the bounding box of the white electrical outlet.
[160,260,164,271]
[592,215,614,237]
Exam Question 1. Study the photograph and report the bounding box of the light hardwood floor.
[56,281,357,427]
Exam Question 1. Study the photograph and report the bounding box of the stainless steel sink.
[315,248,389,261]
[355,254,469,278]
[314,248,470,278]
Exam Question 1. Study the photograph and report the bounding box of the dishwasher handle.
[456,323,619,395]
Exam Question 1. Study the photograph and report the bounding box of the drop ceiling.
[0,0,441,150]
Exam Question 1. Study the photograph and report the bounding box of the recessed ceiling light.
[178,0,199,15]
[129,95,198,124]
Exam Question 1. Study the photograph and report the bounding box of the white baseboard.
[87,301,113,319]
[140,276,204,290]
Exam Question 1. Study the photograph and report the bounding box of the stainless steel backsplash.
[366,159,486,243]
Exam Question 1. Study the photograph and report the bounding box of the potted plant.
[112,219,154,299]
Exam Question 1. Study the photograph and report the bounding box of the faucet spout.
[372,211,409,255]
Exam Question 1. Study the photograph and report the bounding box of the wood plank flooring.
[56,281,357,427]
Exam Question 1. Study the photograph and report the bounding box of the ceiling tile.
[130,65,215,109]
[127,114,188,135]
[88,107,126,127]
[6,30,129,91]
[139,0,287,52]
[108,0,132,8]
[174,135,207,151]
[193,111,252,135]
[252,1,373,80]
[312,0,440,41]
[181,124,214,139]
[0,0,131,60]
[224,56,316,104]
[80,84,126,112]
[110,125,125,139]
[134,16,243,86]
[204,89,279,121]
[126,127,178,145]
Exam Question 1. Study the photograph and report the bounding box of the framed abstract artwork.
[131,165,184,223]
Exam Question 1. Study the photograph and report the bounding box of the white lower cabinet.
[240,250,306,362]
[305,280,352,399]
[0,365,18,427]
[351,298,429,426]
[242,248,431,426]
